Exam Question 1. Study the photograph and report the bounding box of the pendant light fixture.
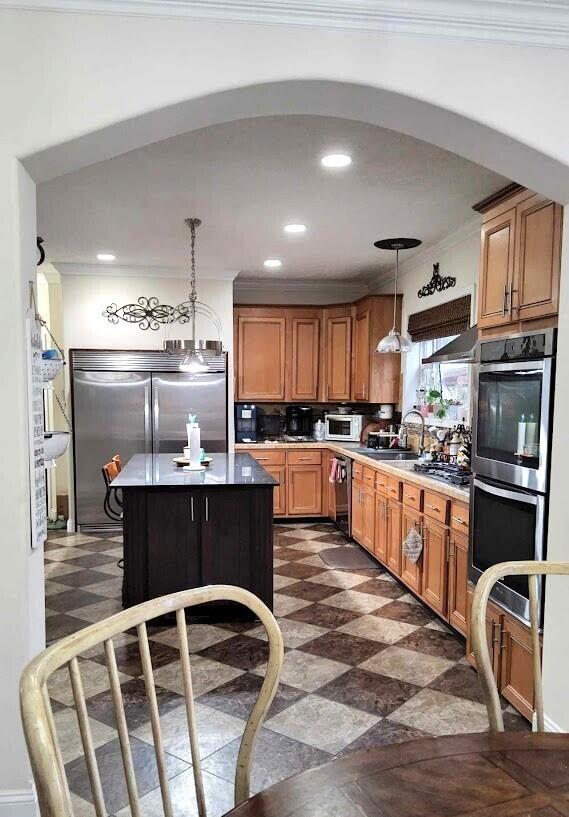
[374,237,422,353]
[179,218,208,373]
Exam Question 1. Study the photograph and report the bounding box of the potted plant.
[426,389,449,419]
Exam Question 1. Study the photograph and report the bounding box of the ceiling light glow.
[264,259,282,269]
[284,223,307,234]
[321,153,352,168]
[97,253,116,261]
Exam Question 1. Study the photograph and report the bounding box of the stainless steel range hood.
[421,324,478,365]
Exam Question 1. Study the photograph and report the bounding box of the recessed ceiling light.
[284,223,307,234]
[264,259,282,269]
[320,153,352,168]
[97,253,116,261]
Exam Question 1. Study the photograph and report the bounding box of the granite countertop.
[111,453,278,488]
[234,441,470,502]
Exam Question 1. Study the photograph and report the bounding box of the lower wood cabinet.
[351,480,364,543]
[287,464,323,515]
[351,481,375,554]
[400,506,422,595]
[422,517,449,617]
[448,530,468,635]
[375,492,388,563]
[264,465,287,516]
[386,499,402,576]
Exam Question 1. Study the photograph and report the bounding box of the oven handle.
[478,360,545,374]
[473,477,538,506]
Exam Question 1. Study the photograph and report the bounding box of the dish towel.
[329,458,338,484]
[402,525,423,564]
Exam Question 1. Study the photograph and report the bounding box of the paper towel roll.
[516,420,526,455]
[189,425,201,466]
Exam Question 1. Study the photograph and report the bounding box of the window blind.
[407,295,471,342]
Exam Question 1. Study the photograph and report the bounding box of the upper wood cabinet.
[476,187,563,331]
[325,307,352,402]
[352,296,402,404]
[353,302,371,401]
[289,315,320,401]
[236,312,286,400]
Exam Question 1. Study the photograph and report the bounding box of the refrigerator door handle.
[144,386,152,454]
[153,384,160,454]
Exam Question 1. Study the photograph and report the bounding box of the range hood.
[421,324,478,365]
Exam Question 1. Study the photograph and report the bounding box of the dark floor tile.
[312,532,351,545]
[66,553,118,569]
[397,627,466,661]
[215,619,258,634]
[198,634,270,670]
[45,588,107,613]
[273,546,316,562]
[428,662,486,704]
[66,736,187,813]
[197,672,304,720]
[54,569,115,588]
[86,678,184,730]
[49,698,69,713]
[278,580,339,603]
[317,667,420,717]
[286,603,360,629]
[46,613,86,642]
[355,579,407,599]
[202,727,332,794]
[298,631,387,665]
[502,710,531,732]
[274,562,326,580]
[81,540,123,553]
[374,600,436,626]
[89,640,181,677]
[341,719,431,754]
[304,523,339,533]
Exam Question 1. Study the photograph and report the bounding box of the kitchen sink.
[353,449,418,462]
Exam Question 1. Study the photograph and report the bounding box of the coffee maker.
[285,406,313,438]
[235,404,258,443]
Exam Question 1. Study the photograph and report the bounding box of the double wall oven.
[470,329,556,621]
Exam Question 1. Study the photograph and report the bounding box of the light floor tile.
[359,646,454,686]
[308,570,368,590]
[85,577,123,598]
[44,562,82,579]
[272,593,312,617]
[54,707,117,763]
[295,554,327,568]
[150,623,234,653]
[48,534,100,546]
[71,598,124,623]
[81,631,137,659]
[286,540,336,553]
[254,649,349,692]
[48,660,130,706]
[248,618,327,649]
[266,693,379,754]
[337,615,419,645]
[388,688,490,736]
[321,590,392,614]
[152,655,243,697]
[70,794,98,817]
[45,547,94,562]
[92,562,124,577]
[273,574,298,590]
[115,767,234,817]
[45,580,72,596]
[273,558,287,567]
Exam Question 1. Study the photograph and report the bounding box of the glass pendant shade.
[180,349,208,373]
[374,236,422,354]
[377,328,412,353]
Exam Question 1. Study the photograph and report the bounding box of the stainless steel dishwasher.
[331,454,351,537]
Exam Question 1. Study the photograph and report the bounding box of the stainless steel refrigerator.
[70,350,227,530]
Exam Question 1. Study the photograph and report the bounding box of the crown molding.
[3,0,569,48]
[234,277,370,295]
[51,262,239,281]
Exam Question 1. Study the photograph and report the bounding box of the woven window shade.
[408,295,471,342]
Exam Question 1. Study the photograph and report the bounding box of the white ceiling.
[38,115,508,283]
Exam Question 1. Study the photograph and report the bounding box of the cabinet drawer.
[387,477,402,501]
[353,462,363,481]
[362,466,376,487]
[424,491,449,524]
[287,450,322,466]
[450,501,470,533]
[375,471,389,495]
[246,449,286,466]
[402,482,423,511]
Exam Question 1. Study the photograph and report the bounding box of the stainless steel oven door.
[472,358,552,492]
[469,477,546,622]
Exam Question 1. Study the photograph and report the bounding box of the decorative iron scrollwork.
[417,263,456,299]
[103,297,179,331]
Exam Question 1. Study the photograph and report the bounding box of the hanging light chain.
[185,217,201,305]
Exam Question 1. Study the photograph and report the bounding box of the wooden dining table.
[227,733,569,817]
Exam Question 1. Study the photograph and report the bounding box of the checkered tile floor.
[44,522,528,816]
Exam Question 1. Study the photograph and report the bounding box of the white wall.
[234,280,369,305]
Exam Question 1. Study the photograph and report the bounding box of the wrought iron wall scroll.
[417,263,456,299]
[103,296,222,335]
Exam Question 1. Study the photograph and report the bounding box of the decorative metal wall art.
[104,297,185,331]
[417,263,456,299]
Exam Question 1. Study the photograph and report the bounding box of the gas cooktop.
[413,461,471,486]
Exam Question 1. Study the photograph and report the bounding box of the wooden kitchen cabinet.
[375,492,388,564]
[351,480,364,543]
[386,498,402,576]
[400,506,422,595]
[353,302,371,401]
[466,586,501,677]
[325,308,352,401]
[448,530,468,635]
[351,296,401,404]
[361,484,375,554]
[475,186,563,331]
[236,312,286,400]
[422,517,449,617]
[264,465,286,516]
[289,315,320,401]
[287,464,323,515]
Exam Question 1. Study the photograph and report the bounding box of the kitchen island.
[112,453,276,615]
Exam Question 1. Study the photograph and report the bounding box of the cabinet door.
[353,306,371,401]
[146,490,201,599]
[287,465,322,515]
[478,208,516,329]
[514,195,562,322]
[422,518,449,617]
[374,493,388,564]
[499,612,535,721]
[466,587,501,678]
[361,485,375,554]
[290,316,320,401]
[448,531,468,636]
[264,465,286,516]
[326,315,352,401]
[323,451,336,520]
[237,315,286,400]
[401,507,422,595]
[386,499,402,576]
[351,481,364,543]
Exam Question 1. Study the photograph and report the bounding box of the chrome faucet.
[401,409,426,457]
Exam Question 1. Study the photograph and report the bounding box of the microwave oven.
[325,414,363,442]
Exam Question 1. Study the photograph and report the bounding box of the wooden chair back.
[102,460,119,486]
[20,585,284,817]
[102,460,122,522]
[112,454,123,473]
[471,560,569,732]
